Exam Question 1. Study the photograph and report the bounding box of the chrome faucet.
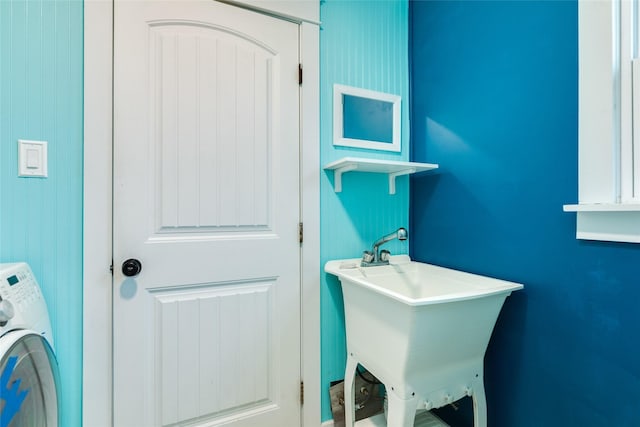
[361,227,408,267]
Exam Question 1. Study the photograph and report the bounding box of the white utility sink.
[325,255,523,427]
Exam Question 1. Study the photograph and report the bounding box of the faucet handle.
[362,250,374,264]
[379,250,391,262]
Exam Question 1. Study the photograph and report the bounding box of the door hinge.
[300,381,304,405]
[110,262,114,275]
[298,222,303,244]
[298,63,303,85]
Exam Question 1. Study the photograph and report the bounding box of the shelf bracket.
[388,168,415,194]
[333,164,358,192]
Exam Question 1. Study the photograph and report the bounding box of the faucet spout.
[362,227,408,267]
[373,227,407,249]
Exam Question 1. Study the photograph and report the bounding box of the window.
[564,0,640,243]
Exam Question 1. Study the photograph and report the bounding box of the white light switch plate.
[18,139,48,178]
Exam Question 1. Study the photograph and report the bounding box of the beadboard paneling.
[320,0,410,421]
[0,1,83,426]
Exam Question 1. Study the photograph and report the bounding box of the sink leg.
[344,353,359,427]
[386,387,417,427]
[472,378,488,427]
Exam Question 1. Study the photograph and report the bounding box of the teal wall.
[410,1,640,425]
[0,1,83,426]
[320,0,410,420]
[1,0,408,423]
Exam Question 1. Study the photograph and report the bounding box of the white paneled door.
[112,1,301,426]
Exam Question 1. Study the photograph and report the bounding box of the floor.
[354,410,449,427]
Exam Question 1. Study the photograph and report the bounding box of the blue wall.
[320,0,410,420]
[0,1,83,426]
[410,1,640,425]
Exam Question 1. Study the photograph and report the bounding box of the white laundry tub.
[325,255,523,427]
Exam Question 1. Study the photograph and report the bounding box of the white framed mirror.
[333,84,401,152]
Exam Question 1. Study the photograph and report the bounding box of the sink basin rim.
[325,256,524,306]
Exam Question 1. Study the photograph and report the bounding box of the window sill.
[563,203,640,243]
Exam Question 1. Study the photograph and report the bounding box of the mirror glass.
[343,95,393,143]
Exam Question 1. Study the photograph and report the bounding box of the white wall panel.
[154,281,274,425]
[150,24,274,232]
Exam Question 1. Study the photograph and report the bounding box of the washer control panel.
[0,263,44,311]
[0,262,53,349]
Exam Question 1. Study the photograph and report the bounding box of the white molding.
[321,420,335,427]
[221,0,319,24]
[83,3,321,427]
[563,203,640,212]
[577,0,618,203]
[82,1,113,426]
[564,203,640,242]
[574,211,640,243]
[567,1,640,243]
[300,21,322,427]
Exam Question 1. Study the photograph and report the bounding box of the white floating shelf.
[324,157,439,194]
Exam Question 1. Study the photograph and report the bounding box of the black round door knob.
[122,258,142,277]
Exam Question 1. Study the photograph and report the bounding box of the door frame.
[82,1,320,426]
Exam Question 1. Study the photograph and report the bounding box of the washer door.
[0,330,59,427]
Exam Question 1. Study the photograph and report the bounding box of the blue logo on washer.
[0,356,29,427]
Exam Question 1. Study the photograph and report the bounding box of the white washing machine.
[0,263,59,427]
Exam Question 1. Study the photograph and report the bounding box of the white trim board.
[82,0,113,424]
[83,1,320,426]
